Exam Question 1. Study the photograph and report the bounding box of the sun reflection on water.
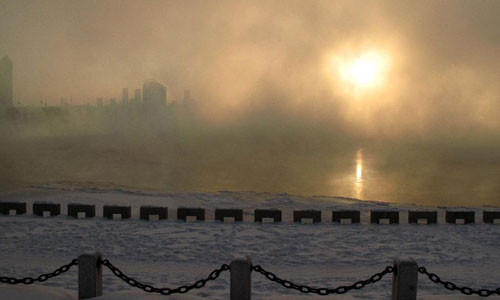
[355,149,363,199]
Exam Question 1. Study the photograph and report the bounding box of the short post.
[230,257,252,300]
[78,252,102,300]
[392,257,418,300]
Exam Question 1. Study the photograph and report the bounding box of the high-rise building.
[0,56,13,107]
[97,97,103,106]
[122,88,129,105]
[134,88,141,104]
[142,79,166,108]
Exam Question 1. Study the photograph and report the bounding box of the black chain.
[252,265,393,295]
[7,258,499,298]
[100,259,229,295]
[0,259,78,285]
[418,267,500,297]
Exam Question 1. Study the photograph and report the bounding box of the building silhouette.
[0,55,13,107]
[142,79,166,108]
[131,88,141,104]
[122,88,129,105]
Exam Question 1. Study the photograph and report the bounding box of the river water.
[1,134,500,207]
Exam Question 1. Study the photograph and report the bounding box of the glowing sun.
[333,51,390,91]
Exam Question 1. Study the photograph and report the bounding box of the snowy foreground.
[1,184,500,299]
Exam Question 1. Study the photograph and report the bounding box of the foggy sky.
[1,0,500,136]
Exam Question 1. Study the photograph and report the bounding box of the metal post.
[392,257,418,300]
[78,252,102,299]
[230,257,252,300]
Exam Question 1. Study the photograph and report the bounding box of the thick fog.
[1,0,500,136]
[1,1,500,205]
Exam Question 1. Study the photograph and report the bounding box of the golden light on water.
[356,160,362,182]
[355,149,363,199]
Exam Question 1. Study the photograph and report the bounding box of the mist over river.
[2,0,500,208]
[1,112,499,207]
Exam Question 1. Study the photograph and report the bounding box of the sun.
[344,55,379,85]
[339,52,386,88]
[329,51,390,92]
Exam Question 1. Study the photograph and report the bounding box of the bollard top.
[394,257,417,266]
[230,257,252,266]
[79,252,102,260]
[393,257,418,275]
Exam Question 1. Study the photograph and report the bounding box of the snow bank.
[1,184,500,300]
[263,295,500,300]
[0,286,209,300]
[91,290,211,300]
[0,285,75,300]
[2,285,499,300]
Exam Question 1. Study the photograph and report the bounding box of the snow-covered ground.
[1,183,500,299]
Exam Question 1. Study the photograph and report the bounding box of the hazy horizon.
[1,0,500,137]
[1,0,500,205]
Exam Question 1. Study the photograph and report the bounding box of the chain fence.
[418,266,500,297]
[100,259,395,296]
[3,257,500,298]
[252,264,393,295]
[100,259,229,295]
[0,259,78,285]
